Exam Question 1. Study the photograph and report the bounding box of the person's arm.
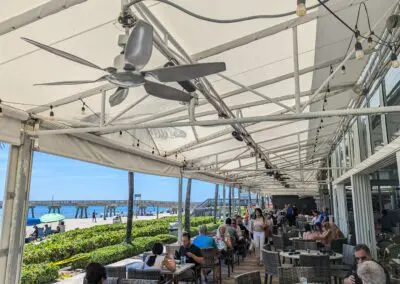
[186,248,204,265]
[314,230,330,241]
[163,255,176,272]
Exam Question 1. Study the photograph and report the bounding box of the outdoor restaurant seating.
[299,254,331,283]
[293,239,318,250]
[234,271,261,284]
[106,266,128,279]
[262,249,293,284]
[271,235,285,252]
[200,248,220,283]
[127,269,163,281]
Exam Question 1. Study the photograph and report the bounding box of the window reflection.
[369,87,383,154]
[358,116,369,161]
[384,67,400,142]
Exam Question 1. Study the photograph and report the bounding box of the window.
[358,116,369,161]
[368,86,383,154]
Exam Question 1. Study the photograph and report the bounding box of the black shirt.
[238,224,249,238]
[346,260,390,284]
[175,244,203,266]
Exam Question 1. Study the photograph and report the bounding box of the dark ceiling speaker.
[232,131,243,141]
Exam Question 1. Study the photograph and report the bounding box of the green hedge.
[21,263,59,284]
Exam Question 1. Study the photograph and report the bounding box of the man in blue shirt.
[193,225,217,249]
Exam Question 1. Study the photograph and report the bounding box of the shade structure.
[0,0,398,196]
[39,213,65,223]
[26,218,41,226]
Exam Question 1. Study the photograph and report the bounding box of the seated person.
[144,243,175,271]
[302,224,314,240]
[380,210,395,233]
[30,225,39,240]
[175,232,204,280]
[330,222,345,239]
[225,218,239,246]
[215,224,233,250]
[236,215,250,239]
[314,222,334,248]
[344,244,390,284]
[85,262,107,284]
[44,224,51,236]
[231,218,243,240]
[357,261,386,284]
[193,225,217,249]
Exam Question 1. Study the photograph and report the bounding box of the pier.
[0,200,200,218]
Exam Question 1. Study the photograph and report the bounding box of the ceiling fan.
[22,20,226,107]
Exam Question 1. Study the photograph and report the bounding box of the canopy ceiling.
[0,0,396,195]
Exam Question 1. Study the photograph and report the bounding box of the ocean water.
[0,205,169,224]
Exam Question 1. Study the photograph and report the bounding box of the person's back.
[193,234,217,249]
[381,210,395,232]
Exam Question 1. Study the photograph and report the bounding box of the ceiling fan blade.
[22,37,104,71]
[124,20,153,71]
[144,81,192,102]
[109,87,129,107]
[144,62,226,82]
[34,76,107,86]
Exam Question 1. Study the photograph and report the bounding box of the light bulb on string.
[49,105,54,119]
[81,104,86,115]
[341,65,346,75]
[367,36,374,49]
[152,148,155,154]
[0,99,3,118]
[119,130,123,137]
[391,52,399,68]
[355,41,364,60]
[320,118,323,123]
[136,140,140,147]
[296,0,306,17]
[324,96,327,103]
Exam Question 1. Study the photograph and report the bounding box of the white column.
[177,172,183,244]
[335,184,348,236]
[332,186,339,224]
[0,135,33,284]
[351,175,377,259]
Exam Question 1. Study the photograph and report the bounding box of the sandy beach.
[25,213,175,236]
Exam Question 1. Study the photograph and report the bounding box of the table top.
[279,250,343,260]
[289,237,302,241]
[162,263,195,275]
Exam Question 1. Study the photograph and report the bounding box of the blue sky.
[0,144,217,202]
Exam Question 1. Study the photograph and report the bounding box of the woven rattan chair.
[342,244,355,266]
[272,235,285,251]
[106,266,127,278]
[286,230,299,239]
[234,271,261,284]
[201,248,220,283]
[165,244,180,256]
[120,279,161,284]
[263,249,292,284]
[293,239,318,250]
[127,269,162,281]
[299,254,330,283]
[296,267,320,283]
[278,267,298,284]
[331,238,347,253]
[385,244,400,262]
[392,235,400,244]
[106,278,122,284]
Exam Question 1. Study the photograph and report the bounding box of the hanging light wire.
[125,0,331,22]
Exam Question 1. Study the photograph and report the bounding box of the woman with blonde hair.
[314,222,334,248]
[215,224,232,250]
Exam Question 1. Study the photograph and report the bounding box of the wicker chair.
[127,269,162,281]
[331,238,347,254]
[165,244,180,257]
[286,230,299,239]
[120,279,160,284]
[296,267,320,283]
[106,266,127,278]
[342,244,355,266]
[299,254,330,283]
[262,249,292,284]
[84,277,120,284]
[392,235,400,244]
[278,267,298,284]
[234,271,261,284]
[272,235,285,251]
[385,244,400,262]
[293,239,318,250]
[201,248,219,283]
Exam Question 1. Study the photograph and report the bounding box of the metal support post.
[222,183,226,219]
[351,175,377,259]
[228,185,232,217]
[0,133,33,284]
[177,172,183,244]
[292,26,301,114]
[214,184,219,223]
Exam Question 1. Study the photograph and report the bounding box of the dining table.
[279,249,343,264]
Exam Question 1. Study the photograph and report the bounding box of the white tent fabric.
[0,0,397,195]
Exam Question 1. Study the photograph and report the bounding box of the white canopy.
[0,0,396,195]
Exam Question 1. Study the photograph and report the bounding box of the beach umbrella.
[26,218,41,226]
[40,213,65,223]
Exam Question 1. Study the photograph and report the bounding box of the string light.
[367,35,374,49]
[49,105,54,118]
[355,41,364,60]
[119,131,123,138]
[0,99,3,118]
[136,140,140,147]
[152,148,155,154]
[296,0,307,17]
[81,102,86,115]
[391,52,399,68]
[341,65,346,75]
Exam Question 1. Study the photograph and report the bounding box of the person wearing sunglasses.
[344,244,389,284]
